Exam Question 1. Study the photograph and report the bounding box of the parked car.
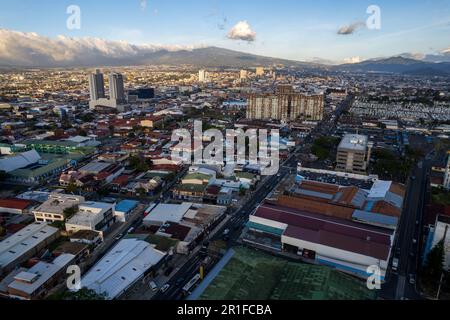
[149,281,158,292]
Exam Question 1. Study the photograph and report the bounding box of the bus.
[182,273,201,296]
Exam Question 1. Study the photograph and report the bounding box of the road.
[129,95,352,300]
[381,160,429,300]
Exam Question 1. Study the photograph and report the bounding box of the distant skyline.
[0,0,449,65]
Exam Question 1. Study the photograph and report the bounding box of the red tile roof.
[0,198,33,210]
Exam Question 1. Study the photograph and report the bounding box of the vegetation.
[129,155,150,172]
[420,240,447,298]
[48,288,107,300]
[311,136,340,160]
[372,147,422,182]
[0,226,6,237]
[432,188,450,206]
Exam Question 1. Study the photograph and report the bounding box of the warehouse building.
[0,222,59,276]
[244,178,405,280]
[81,238,166,299]
[4,253,75,300]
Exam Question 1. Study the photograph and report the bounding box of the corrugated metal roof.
[352,210,398,229]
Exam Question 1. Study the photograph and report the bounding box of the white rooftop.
[0,223,59,271]
[66,202,114,228]
[33,193,85,215]
[143,202,192,225]
[368,180,392,199]
[81,239,166,300]
[338,134,368,152]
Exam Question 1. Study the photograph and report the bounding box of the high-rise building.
[335,134,373,174]
[255,67,265,76]
[88,69,105,101]
[240,69,248,80]
[246,85,324,121]
[109,73,125,102]
[199,70,208,83]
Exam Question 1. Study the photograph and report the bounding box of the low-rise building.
[81,238,166,300]
[5,254,75,300]
[33,193,85,223]
[65,202,115,235]
[0,222,59,276]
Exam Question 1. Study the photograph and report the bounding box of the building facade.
[246,85,324,122]
[336,134,373,174]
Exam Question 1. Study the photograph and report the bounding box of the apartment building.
[246,85,324,122]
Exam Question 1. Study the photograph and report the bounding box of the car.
[412,239,417,244]
[114,234,123,241]
[149,281,158,292]
[160,284,170,293]
[409,274,416,285]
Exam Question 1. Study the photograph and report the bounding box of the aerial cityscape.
[0,0,449,311]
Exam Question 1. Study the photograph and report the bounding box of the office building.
[246,85,324,121]
[88,69,105,101]
[199,70,208,83]
[336,134,373,174]
[33,193,85,223]
[109,73,125,102]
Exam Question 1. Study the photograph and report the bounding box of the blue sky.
[0,0,449,62]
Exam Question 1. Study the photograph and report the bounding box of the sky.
[0,0,449,63]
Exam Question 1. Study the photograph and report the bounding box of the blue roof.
[352,210,398,228]
[115,200,139,213]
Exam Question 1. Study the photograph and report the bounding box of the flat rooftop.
[338,134,368,152]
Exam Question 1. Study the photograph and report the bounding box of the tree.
[66,181,78,194]
[424,240,445,281]
[63,205,79,220]
[0,226,6,237]
[51,288,107,300]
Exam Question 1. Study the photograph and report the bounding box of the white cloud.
[442,47,450,54]
[0,29,203,67]
[343,56,363,64]
[227,21,256,42]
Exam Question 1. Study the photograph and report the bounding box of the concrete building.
[199,70,208,83]
[255,67,265,76]
[240,69,248,80]
[0,223,59,276]
[114,199,139,223]
[33,193,85,223]
[336,134,373,175]
[109,73,125,102]
[88,69,105,101]
[65,201,115,235]
[81,238,166,300]
[246,85,324,122]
